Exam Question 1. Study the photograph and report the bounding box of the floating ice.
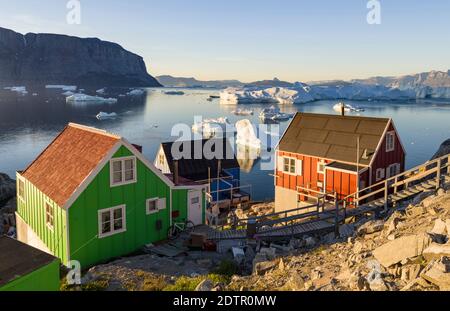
[96,88,106,94]
[259,106,294,122]
[232,108,254,116]
[4,86,28,95]
[192,117,236,138]
[45,85,77,91]
[96,112,118,120]
[62,91,75,96]
[164,91,185,95]
[333,102,365,113]
[126,89,145,96]
[235,119,262,150]
[66,93,118,104]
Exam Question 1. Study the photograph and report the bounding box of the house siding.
[16,173,68,265]
[371,123,406,185]
[68,146,176,268]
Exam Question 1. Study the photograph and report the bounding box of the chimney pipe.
[341,104,345,116]
[174,160,179,185]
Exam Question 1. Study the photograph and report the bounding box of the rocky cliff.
[0,27,161,87]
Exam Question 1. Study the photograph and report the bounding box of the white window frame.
[146,197,166,215]
[386,131,395,153]
[18,176,26,203]
[44,198,54,231]
[317,160,326,175]
[386,163,400,178]
[98,205,127,238]
[110,156,137,187]
[375,168,385,181]
[282,157,298,176]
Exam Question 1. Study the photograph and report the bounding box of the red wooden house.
[275,112,406,212]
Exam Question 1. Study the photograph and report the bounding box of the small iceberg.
[236,119,262,150]
[66,93,118,104]
[96,88,106,94]
[192,117,236,138]
[4,86,28,95]
[333,102,365,113]
[232,108,254,116]
[127,89,145,96]
[96,112,118,120]
[62,91,75,96]
[164,90,185,95]
[46,85,77,91]
[259,106,294,122]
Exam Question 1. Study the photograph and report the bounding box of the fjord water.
[1,88,449,201]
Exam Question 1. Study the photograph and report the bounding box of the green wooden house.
[16,123,207,268]
[0,236,60,291]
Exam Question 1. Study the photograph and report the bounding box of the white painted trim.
[317,160,325,175]
[97,205,127,239]
[17,175,26,203]
[385,131,396,153]
[146,198,159,215]
[65,205,71,266]
[44,197,55,231]
[109,155,137,187]
[281,156,299,176]
[375,168,385,181]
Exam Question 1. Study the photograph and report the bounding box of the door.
[188,190,203,225]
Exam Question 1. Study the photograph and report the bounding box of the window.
[110,157,137,186]
[283,157,297,175]
[158,154,165,166]
[146,198,166,215]
[317,160,326,174]
[45,201,54,229]
[191,197,200,205]
[18,178,25,201]
[375,168,385,181]
[98,205,126,238]
[386,131,395,152]
[387,163,401,178]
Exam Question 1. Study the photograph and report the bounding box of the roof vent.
[362,149,373,160]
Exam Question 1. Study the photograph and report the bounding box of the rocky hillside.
[0,27,161,87]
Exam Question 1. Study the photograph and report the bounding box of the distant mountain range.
[0,27,161,87]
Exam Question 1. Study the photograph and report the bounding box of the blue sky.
[1,0,449,82]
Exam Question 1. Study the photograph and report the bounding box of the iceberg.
[96,88,106,94]
[235,119,262,150]
[4,86,28,95]
[259,106,295,122]
[96,112,118,120]
[62,91,75,96]
[66,93,118,104]
[220,86,315,105]
[232,108,254,116]
[46,85,77,91]
[192,117,236,138]
[333,102,364,113]
[127,89,145,96]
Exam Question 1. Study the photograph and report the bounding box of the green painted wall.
[68,146,183,268]
[16,174,68,265]
[0,259,60,291]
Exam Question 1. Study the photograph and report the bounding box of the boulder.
[357,220,384,236]
[0,173,15,204]
[430,219,447,235]
[421,258,450,290]
[286,272,305,291]
[373,233,432,268]
[253,260,277,276]
[422,243,450,261]
[195,278,214,291]
[431,139,450,160]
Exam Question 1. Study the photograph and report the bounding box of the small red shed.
[274,112,406,212]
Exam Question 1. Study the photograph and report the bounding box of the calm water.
[1,88,450,201]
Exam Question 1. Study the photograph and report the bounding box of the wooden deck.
[207,154,450,241]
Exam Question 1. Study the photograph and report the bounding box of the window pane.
[113,208,122,220]
[102,211,110,223]
[125,159,134,170]
[125,170,134,181]
[114,219,123,231]
[148,200,157,211]
[102,221,111,234]
[191,197,199,204]
[113,171,122,183]
[113,160,122,172]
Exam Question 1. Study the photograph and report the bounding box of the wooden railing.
[340,153,450,211]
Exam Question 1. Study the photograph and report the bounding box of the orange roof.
[22,123,120,207]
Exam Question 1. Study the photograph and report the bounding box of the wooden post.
[343,200,347,219]
[334,192,340,238]
[436,158,441,190]
[384,179,389,211]
[394,176,398,194]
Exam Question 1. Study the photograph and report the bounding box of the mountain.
[352,70,450,89]
[0,27,161,87]
[244,78,294,88]
[156,75,243,88]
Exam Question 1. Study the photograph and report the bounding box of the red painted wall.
[370,123,406,185]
